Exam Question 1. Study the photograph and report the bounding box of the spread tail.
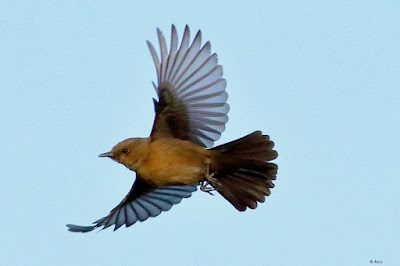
[209,131,278,211]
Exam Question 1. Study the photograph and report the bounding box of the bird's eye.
[121,148,129,154]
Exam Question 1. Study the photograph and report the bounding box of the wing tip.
[66,224,96,233]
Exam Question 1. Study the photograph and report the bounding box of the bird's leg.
[200,162,217,195]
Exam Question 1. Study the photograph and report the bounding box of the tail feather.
[210,131,278,211]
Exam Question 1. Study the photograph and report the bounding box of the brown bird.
[67,25,278,232]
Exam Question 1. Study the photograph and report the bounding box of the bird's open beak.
[98,151,113,158]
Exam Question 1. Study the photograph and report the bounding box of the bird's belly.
[138,139,209,186]
[140,163,202,186]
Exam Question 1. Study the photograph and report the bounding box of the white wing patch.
[147,25,229,147]
[66,186,197,232]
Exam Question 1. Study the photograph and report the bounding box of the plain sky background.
[1,1,399,265]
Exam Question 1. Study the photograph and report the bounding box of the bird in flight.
[67,25,278,232]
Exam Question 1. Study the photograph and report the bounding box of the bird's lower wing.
[67,178,197,233]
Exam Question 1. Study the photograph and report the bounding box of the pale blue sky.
[1,1,399,265]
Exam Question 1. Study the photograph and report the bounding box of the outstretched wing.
[147,25,229,148]
[66,177,197,232]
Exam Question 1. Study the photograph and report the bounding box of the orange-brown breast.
[137,138,211,186]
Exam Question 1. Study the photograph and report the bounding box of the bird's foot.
[201,164,219,195]
[200,180,215,195]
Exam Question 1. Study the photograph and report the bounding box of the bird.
[67,25,278,233]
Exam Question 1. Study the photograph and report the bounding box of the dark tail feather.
[210,131,278,211]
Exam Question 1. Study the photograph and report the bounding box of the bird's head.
[99,138,149,171]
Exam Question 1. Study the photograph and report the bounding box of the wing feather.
[157,28,168,82]
[172,30,202,86]
[164,25,179,82]
[149,25,229,147]
[146,41,161,85]
[125,203,138,226]
[168,25,191,84]
[66,178,197,232]
[175,42,212,91]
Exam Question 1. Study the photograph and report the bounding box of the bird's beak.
[98,151,113,158]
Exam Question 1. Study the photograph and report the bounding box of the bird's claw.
[200,180,215,195]
[201,162,218,195]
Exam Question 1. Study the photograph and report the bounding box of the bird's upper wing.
[66,177,197,232]
[147,25,229,148]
